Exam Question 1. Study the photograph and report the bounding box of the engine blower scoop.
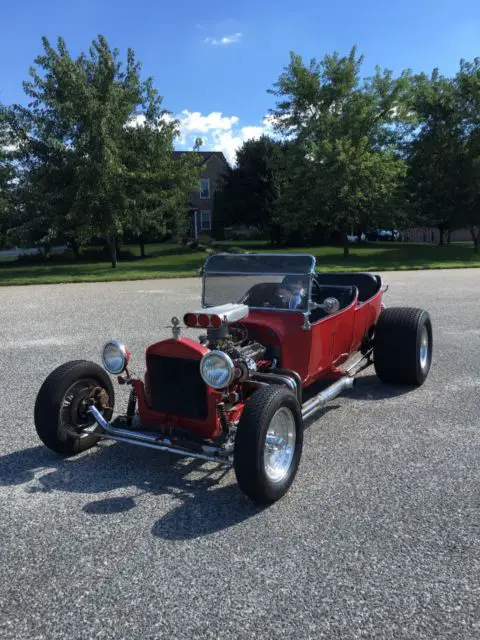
[183,303,249,329]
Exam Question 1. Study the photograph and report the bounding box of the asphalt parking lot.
[1,269,479,639]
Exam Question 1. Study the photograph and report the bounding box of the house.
[173,151,229,237]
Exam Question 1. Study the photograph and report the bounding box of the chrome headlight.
[102,340,130,375]
[200,350,235,389]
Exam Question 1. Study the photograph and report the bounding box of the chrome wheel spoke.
[263,407,296,482]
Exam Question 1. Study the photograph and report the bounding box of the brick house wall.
[173,151,229,236]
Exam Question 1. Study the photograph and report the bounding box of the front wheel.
[34,360,114,456]
[373,307,433,386]
[234,386,303,504]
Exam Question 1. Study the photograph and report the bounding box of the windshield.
[202,253,315,311]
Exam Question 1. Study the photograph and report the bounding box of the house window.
[200,210,211,231]
[200,178,210,199]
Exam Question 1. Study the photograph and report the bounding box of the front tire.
[34,360,114,456]
[373,307,433,385]
[234,386,303,504]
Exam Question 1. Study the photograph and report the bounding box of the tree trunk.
[343,231,350,258]
[70,238,81,259]
[472,229,480,253]
[139,236,146,258]
[109,233,117,268]
[447,230,452,244]
[439,227,445,246]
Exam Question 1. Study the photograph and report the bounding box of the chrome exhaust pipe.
[89,405,231,465]
[252,372,300,401]
[301,376,355,421]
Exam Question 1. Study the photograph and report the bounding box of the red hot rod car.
[34,254,433,504]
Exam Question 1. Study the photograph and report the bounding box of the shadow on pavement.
[151,483,263,540]
[0,376,413,538]
[0,441,262,538]
[347,374,415,401]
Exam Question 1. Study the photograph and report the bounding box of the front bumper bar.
[89,404,232,465]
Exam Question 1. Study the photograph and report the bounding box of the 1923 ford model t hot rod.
[35,254,433,504]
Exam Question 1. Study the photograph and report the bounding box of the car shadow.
[1,376,414,539]
[302,404,340,430]
[348,374,415,401]
[0,441,263,539]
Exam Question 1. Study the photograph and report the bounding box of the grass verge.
[0,241,479,286]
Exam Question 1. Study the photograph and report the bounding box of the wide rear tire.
[34,360,114,456]
[373,307,433,386]
[234,386,303,504]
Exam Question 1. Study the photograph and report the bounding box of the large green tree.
[268,47,409,255]
[5,100,83,254]
[406,60,480,252]
[10,35,198,265]
[457,58,480,252]
[0,106,17,248]
[406,70,464,245]
[215,136,284,240]
[271,142,322,244]
[122,120,200,257]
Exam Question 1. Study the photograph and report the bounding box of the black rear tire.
[34,360,114,456]
[234,386,303,505]
[373,307,433,385]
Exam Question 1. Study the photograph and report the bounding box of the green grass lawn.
[0,240,479,286]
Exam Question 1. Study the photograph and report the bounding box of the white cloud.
[240,126,265,139]
[126,112,174,129]
[126,109,281,166]
[174,110,280,165]
[204,32,243,46]
[178,110,239,133]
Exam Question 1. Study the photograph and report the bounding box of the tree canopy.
[4,35,200,264]
[268,48,409,254]
[2,36,480,258]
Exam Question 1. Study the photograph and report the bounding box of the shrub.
[197,233,213,246]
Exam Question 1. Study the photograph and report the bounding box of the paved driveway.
[1,269,479,639]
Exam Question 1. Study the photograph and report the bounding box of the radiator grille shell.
[146,355,208,420]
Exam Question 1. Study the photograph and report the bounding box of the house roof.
[172,150,228,166]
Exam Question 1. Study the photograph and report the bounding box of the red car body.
[131,264,383,440]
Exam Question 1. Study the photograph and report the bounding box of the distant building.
[173,151,229,237]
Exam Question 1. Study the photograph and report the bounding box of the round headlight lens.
[200,350,235,389]
[102,340,129,375]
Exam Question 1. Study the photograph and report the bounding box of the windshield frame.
[201,253,316,313]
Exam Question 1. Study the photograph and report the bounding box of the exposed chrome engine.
[182,303,306,404]
[183,303,268,383]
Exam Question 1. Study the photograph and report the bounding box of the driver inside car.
[278,276,307,310]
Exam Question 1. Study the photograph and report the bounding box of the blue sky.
[2,0,480,162]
